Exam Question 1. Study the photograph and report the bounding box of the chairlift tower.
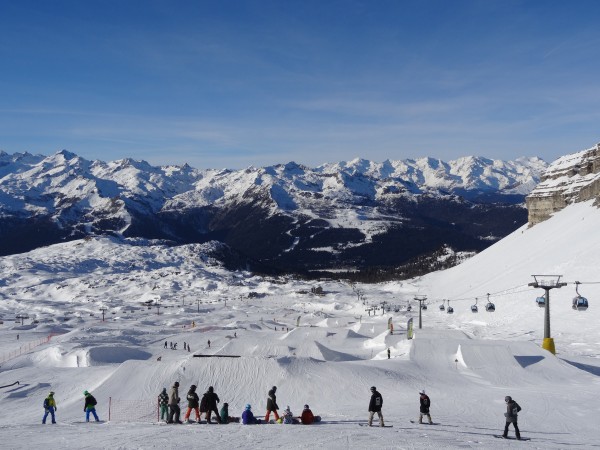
[99,307,107,322]
[528,275,567,354]
[414,295,427,329]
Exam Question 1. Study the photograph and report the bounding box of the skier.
[265,386,279,422]
[203,386,222,423]
[83,390,100,422]
[418,390,433,424]
[387,348,390,359]
[368,386,384,427]
[42,391,57,424]
[502,395,522,439]
[184,385,200,423]
[168,381,182,424]
[158,388,169,422]
[242,404,260,424]
[207,339,211,348]
[164,341,167,349]
[184,342,187,351]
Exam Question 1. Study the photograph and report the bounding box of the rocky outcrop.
[526,144,600,225]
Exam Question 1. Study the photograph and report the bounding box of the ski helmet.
[370,386,376,391]
[505,396,512,402]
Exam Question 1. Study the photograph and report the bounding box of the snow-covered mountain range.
[0,150,547,275]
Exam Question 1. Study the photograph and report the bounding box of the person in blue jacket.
[242,404,260,424]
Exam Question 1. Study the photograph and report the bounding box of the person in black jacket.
[203,386,222,424]
[418,390,433,424]
[83,390,100,422]
[368,386,384,426]
[265,386,279,422]
[184,385,200,423]
[503,396,522,439]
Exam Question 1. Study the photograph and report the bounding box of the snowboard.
[493,435,530,441]
[358,423,393,427]
[410,420,439,425]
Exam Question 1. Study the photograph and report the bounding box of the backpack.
[43,398,49,408]
[89,395,97,406]
[513,403,521,415]
[423,397,430,408]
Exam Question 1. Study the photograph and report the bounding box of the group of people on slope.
[159,384,320,425]
[42,390,100,424]
[159,382,224,424]
[368,387,522,439]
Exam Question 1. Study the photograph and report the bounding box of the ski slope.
[1,202,600,448]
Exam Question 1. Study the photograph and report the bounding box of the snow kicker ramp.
[411,330,585,387]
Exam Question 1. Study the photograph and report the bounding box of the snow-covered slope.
[0,196,599,448]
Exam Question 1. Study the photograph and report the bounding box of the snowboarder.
[282,405,298,424]
[418,390,433,424]
[83,390,100,422]
[502,395,522,439]
[183,342,187,351]
[184,384,200,423]
[265,386,279,422]
[188,345,191,353]
[242,404,260,424]
[207,339,211,348]
[168,381,182,424]
[219,402,239,423]
[387,348,391,359]
[368,386,384,427]
[234,332,237,338]
[42,391,57,424]
[299,404,316,424]
[203,386,222,423]
[164,341,167,349]
[158,388,169,422]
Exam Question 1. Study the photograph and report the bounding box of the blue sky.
[1,0,600,169]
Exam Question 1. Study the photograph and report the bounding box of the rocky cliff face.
[526,144,600,225]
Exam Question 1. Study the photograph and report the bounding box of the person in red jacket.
[300,404,314,424]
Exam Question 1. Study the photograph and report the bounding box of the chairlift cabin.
[471,298,478,313]
[485,293,495,312]
[572,281,589,311]
[406,301,412,312]
[447,300,454,314]
[421,303,428,310]
[439,300,445,311]
[535,296,545,307]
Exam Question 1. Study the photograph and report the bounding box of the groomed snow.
[1,202,599,449]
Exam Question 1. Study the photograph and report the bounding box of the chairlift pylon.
[572,281,589,311]
[485,293,495,312]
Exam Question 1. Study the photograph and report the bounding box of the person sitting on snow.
[242,404,260,424]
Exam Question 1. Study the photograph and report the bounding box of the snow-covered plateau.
[1,194,599,449]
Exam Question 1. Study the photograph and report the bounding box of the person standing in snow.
[83,390,100,422]
[502,396,521,439]
[368,386,384,427]
[418,390,433,424]
[387,348,390,359]
[42,391,57,424]
[184,384,200,423]
[168,381,182,424]
[158,388,169,422]
[207,339,211,348]
[203,386,222,423]
[265,386,279,422]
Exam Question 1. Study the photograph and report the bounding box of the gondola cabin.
[421,304,428,310]
[485,302,495,312]
[535,296,545,307]
[447,306,454,314]
[471,304,478,313]
[572,296,589,311]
